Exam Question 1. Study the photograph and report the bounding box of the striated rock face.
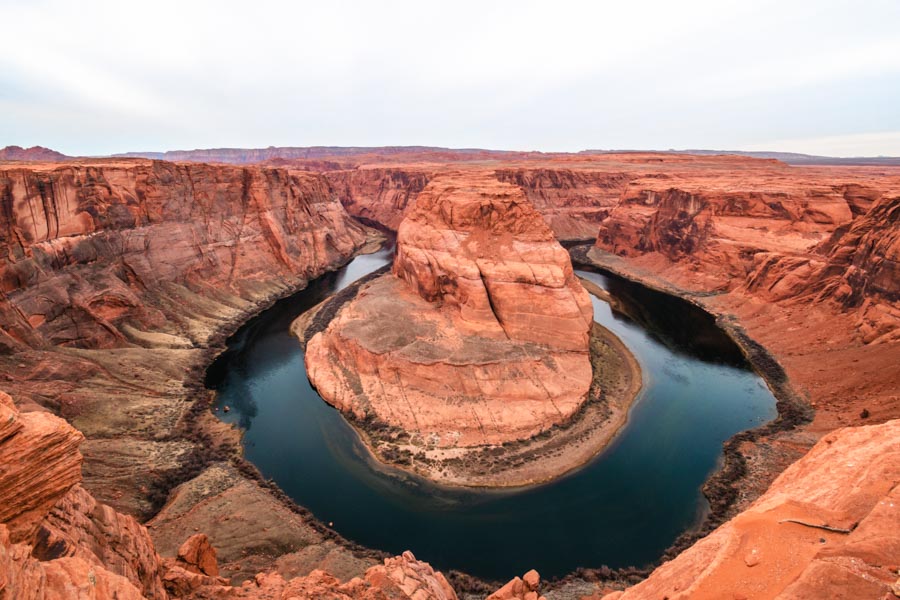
[495,168,634,240]
[0,524,147,600]
[607,419,900,600]
[392,175,593,350]
[0,160,368,350]
[306,174,593,450]
[594,175,900,343]
[326,167,433,230]
[0,389,163,599]
[327,165,635,241]
[0,159,369,521]
[31,485,168,598]
[0,391,84,543]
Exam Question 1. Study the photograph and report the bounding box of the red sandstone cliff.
[600,418,900,599]
[0,160,367,350]
[325,167,433,230]
[494,168,634,240]
[0,159,375,578]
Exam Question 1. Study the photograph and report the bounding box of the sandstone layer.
[305,174,600,481]
[0,159,381,583]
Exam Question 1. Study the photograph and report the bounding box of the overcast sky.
[2,0,899,157]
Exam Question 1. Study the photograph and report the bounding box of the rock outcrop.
[0,389,162,599]
[0,391,84,543]
[594,173,900,342]
[488,569,546,600]
[306,174,593,454]
[604,419,900,600]
[0,386,459,600]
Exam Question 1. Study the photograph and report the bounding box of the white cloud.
[1,0,898,155]
[741,131,900,157]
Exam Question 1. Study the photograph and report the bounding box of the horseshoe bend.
[0,147,897,599]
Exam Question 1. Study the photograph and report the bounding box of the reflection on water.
[207,249,777,581]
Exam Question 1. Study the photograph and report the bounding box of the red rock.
[611,419,900,599]
[495,168,633,240]
[0,523,146,600]
[0,161,368,350]
[306,174,593,451]
[326,167,434,230]
[522,569,540,590]
[34,485,167,598]
[488,570,546,600]
[177,533,219,577]
[0,392,84,542]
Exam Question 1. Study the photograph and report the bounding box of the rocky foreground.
[0,149,898,598]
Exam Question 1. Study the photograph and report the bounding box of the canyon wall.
[325,167,433,230]
[0,159,379,583]
[0,160,367,351]
[326,164,635,241]
[494,168,634,240]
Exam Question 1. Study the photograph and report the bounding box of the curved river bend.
[206,245,776,581]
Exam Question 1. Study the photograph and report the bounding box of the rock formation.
[306,173,593,453]
[488,569,547,600]
[0,387,458,599]
[0,389,162,599]
[603,419,900,599]
[494,168,634,240]
[0,160,367,351]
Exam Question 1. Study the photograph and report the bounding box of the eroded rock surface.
[0,388,458,600]
[0,159,372,576]
[605,419,900,600]
[306,174,593,452]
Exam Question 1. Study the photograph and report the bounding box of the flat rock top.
[337,274,547,365]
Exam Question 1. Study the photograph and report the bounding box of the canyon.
[0,148,898,599]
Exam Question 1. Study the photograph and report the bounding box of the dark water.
[206,247,776,581]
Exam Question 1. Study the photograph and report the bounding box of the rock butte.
[0,147,898,598]
[306,174,595,452]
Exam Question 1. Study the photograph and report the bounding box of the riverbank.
[568,244,817,570]
[292,272,642,488]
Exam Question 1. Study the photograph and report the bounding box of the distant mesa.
[0,145,69,162]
